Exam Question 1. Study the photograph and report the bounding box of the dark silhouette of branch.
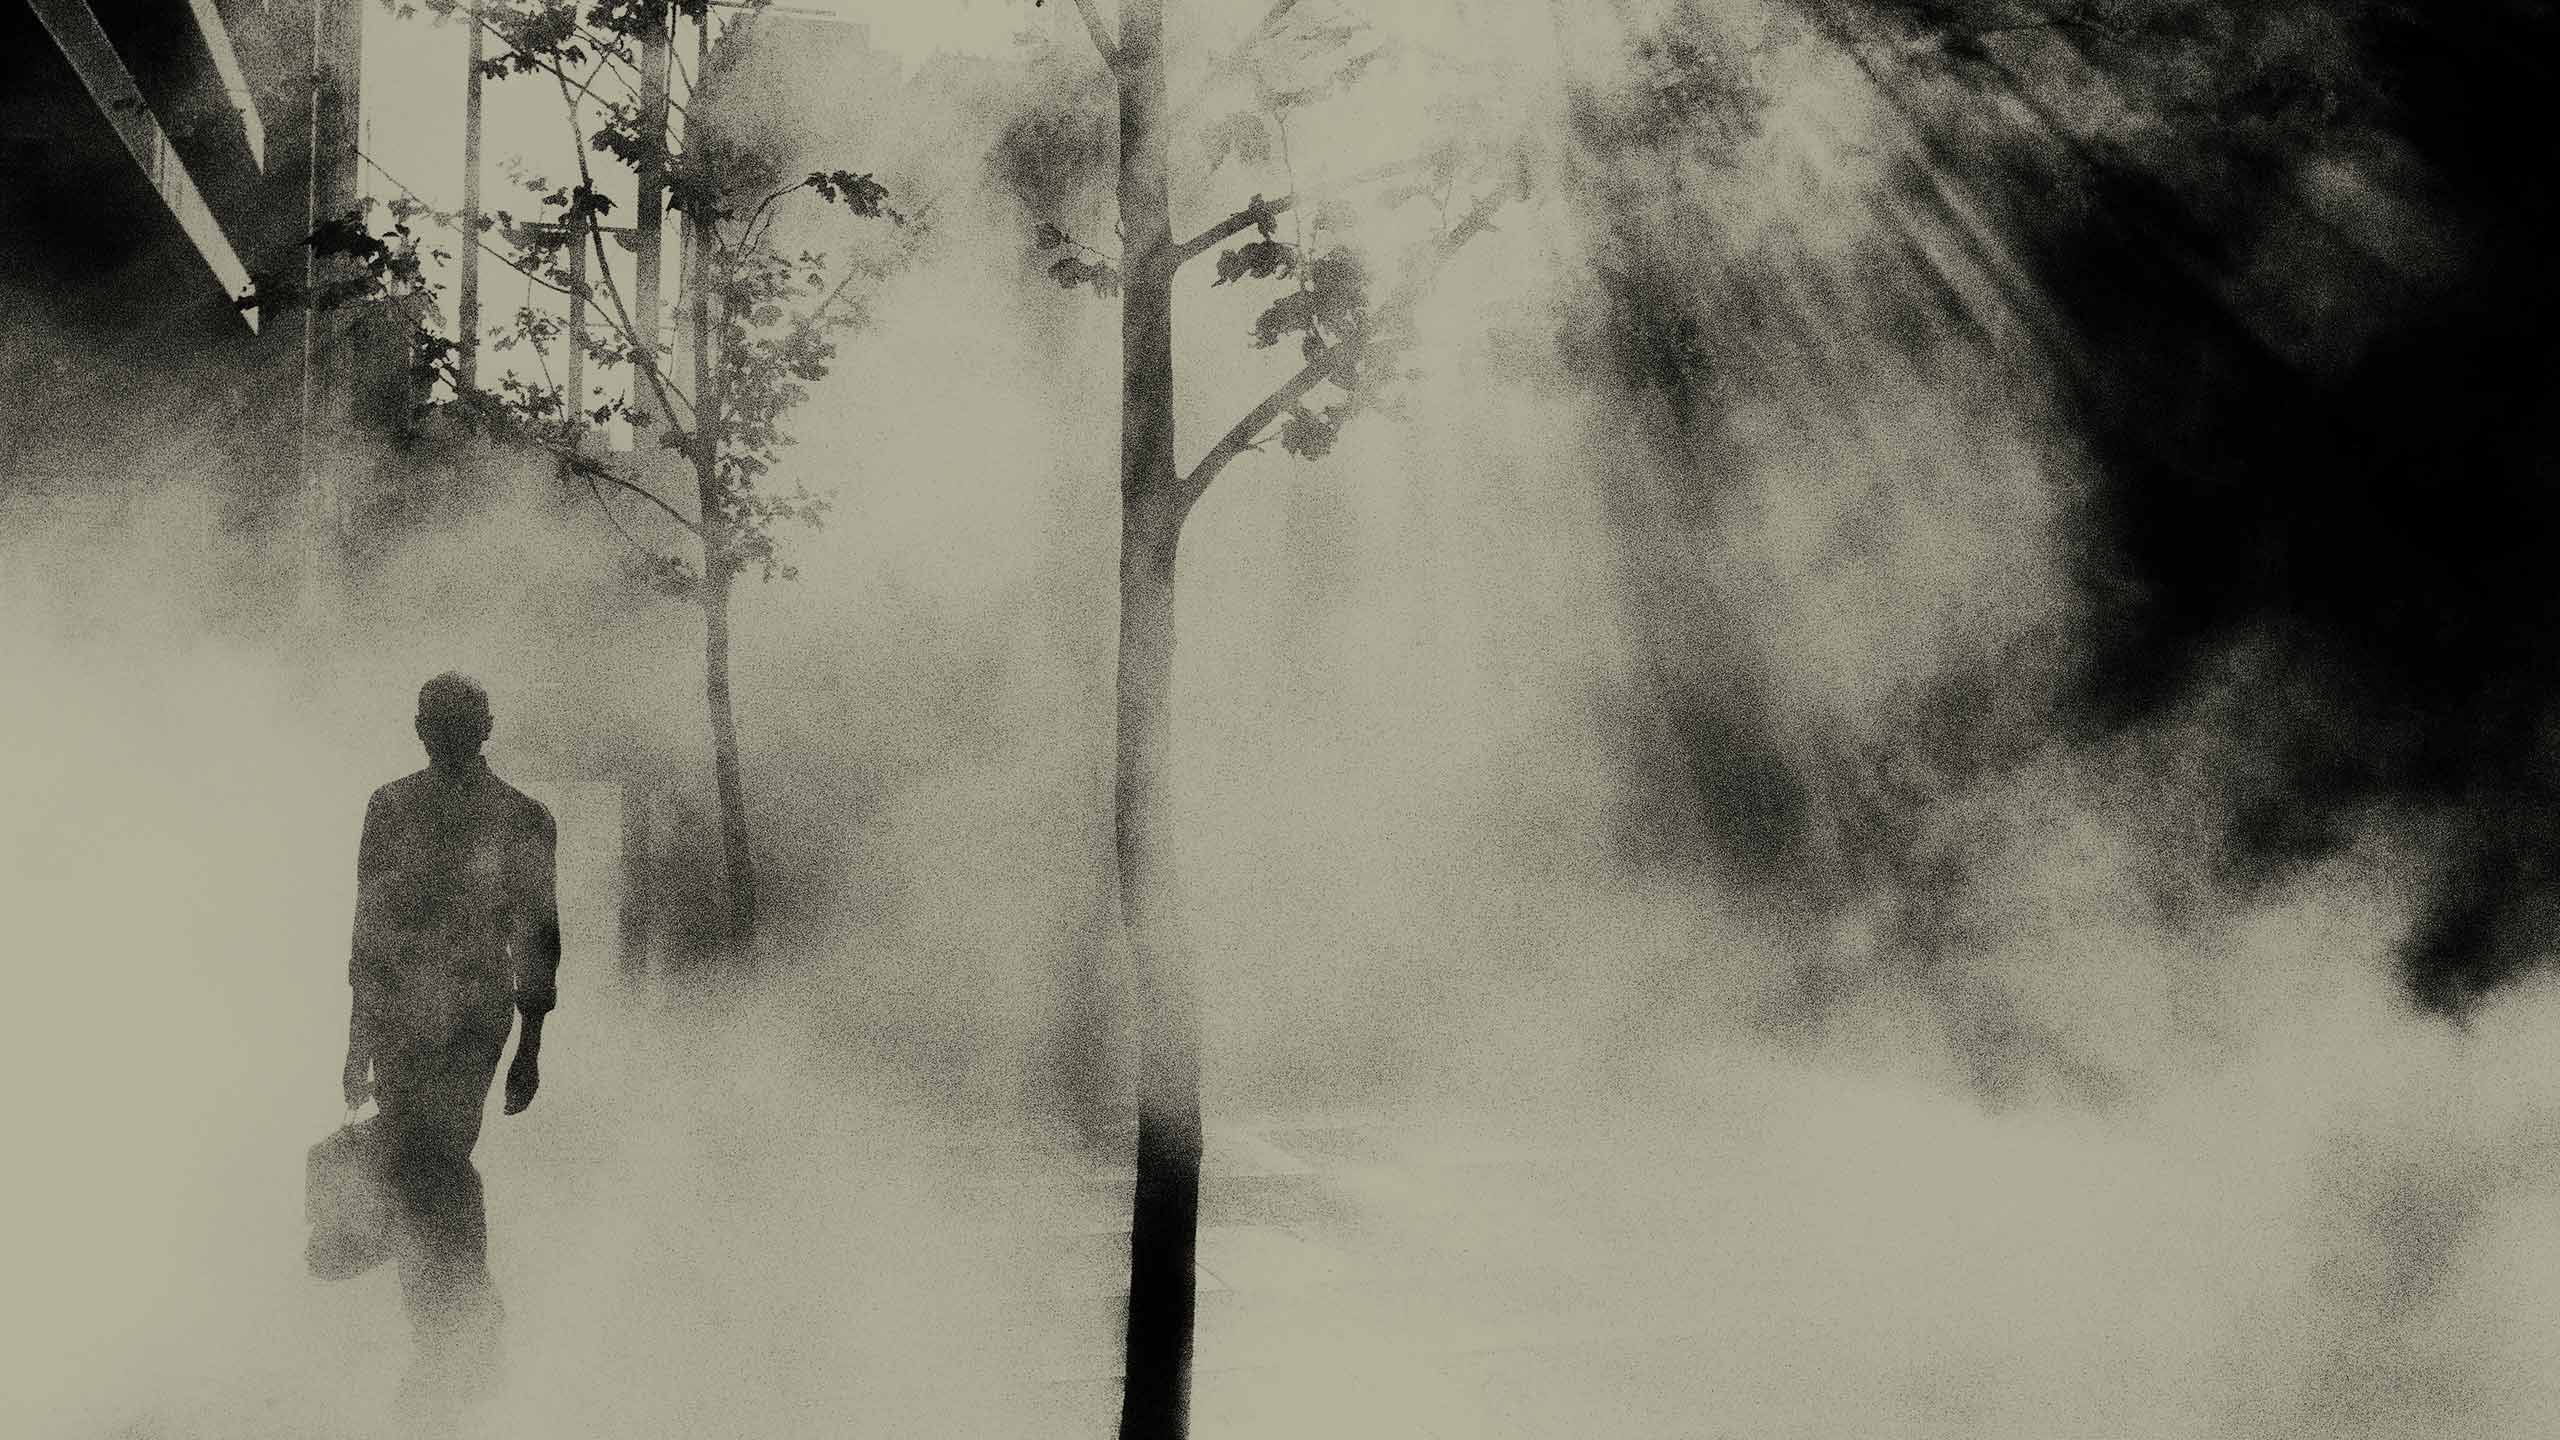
[552,70,699,430]
[1380,182,1510,321]
[1235,0,1309,51]
[1171,194,1294,269]
[732,179,808,252]
[568,451,703,535]
[468,7,696,126]
[356,148,583,306]
[1174,184,1506,514]
[1158,145,1470,276]
[584,475,669,560]
[1174,335,1346,511]
[1059,0,1121,70]
[1171,145,1458,253]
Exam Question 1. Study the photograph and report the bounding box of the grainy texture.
[7,2,2559,1437]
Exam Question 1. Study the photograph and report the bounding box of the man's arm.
[506,804,562,1115]
[344,790,390,1110]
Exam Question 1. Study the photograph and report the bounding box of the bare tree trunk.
[697,572,755,954]
[629,2,670,436]
[1116,511,1198,1440]
[1113,1,1201,1435]
[692,168,756,961]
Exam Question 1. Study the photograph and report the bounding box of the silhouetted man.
[342,672,561,1406]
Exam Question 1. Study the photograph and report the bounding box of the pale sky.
[346,0,1496,414]
[359,1,1033,217]
[353,1,1045,416]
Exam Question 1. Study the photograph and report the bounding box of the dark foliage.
[1798,0,2560,1007]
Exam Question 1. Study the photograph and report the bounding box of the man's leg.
[391,1140,498,1338]
[382,1016,513,1400]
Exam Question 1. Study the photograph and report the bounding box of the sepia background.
[7,0,2559,1435]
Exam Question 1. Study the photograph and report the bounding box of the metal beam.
[25,0,260,329]
[184,0,267,170]
[460,5,484,387]
[629,3,670,437]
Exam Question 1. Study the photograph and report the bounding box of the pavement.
[931,1107,1714,1440]
[63,982,1718,1440]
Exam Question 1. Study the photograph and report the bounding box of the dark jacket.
[350,757,561,1041]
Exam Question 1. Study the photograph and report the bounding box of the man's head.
[415,672,493,765]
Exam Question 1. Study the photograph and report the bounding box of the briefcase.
[306,1115,395,1281]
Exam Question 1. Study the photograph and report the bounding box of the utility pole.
[298,0,360,622]
[670,6,710,372]
[629,0,671,441]
[500,217,614,427]
[458,5,484,388]
[297,0,322,619]
[568,231,587,417]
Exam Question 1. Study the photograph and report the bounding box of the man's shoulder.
[370,769,436,808]
[487,775,557,834]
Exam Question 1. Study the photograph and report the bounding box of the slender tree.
[289,0,911,959]
[1030,2,1517,1433]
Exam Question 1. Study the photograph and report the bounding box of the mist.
[9,0,2560,1436]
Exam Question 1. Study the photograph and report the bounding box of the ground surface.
[57,988,1711,1440]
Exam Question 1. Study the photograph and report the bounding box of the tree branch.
[733,179,808,253]
[1365,183,1510,341]
[585,475,662,558]
[355,147,587,309]
[1173,338,1349,516]
[1172,194,1295,270]
[1172,184,1508,515]
[1239,0,1309,49]
[469,11,621,118]
[1167,146,1455,267]
[567,451,703,536]
[554,70,698,432]
[1062,0,1120,71]
[1170,0,1310,122]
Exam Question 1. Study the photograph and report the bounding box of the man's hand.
[504,1043,539,1114]
[505,1009,546,1115]
[343,992,378,1113]
[341,1044,371,1112]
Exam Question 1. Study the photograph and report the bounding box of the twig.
[1172,184,1505,514]
[1169,143,1454,267]
[357,148,585,306]
[568,451,703,536]
[553,69,698,431]
[1172,195,1293,268]
[585,475,672,561]
[1063,0,1120,71]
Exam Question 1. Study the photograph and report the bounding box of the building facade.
[3,0,375,619]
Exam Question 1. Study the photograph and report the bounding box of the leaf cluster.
[695,243,857,582]
[808,171,897,221]
[1213,239,1297,286]
[1247,249,1369,356]
[1277,400,1350,460]
[288,156,895,591]
[244,202,440,317]
[1033,223,1123,297]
